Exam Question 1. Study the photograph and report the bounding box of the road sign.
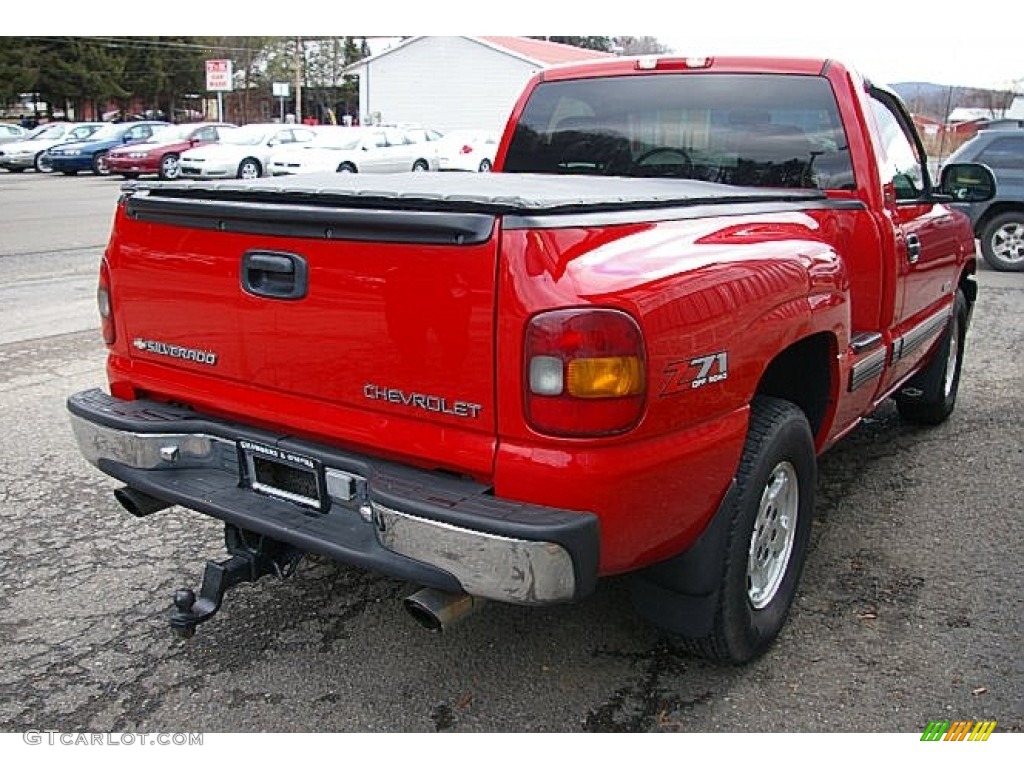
[205,60,233,92]
[272,82,290,98]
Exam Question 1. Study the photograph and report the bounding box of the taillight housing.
[98,258,115,345]
[524,308,646,437]
[460,144,473,154]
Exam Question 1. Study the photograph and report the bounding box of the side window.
[977,137,1024,171]
[869,97,925,200]
[194,127,216,142]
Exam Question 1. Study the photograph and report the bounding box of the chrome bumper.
[68,391,596,605]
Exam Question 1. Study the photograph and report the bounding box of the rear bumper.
[67,389,598,605]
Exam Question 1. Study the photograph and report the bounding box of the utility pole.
[294,36,303,123]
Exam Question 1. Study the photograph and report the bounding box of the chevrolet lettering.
[363,384,483,419]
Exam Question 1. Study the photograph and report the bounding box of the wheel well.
[755,333,835,441]
[975,202,1024,236]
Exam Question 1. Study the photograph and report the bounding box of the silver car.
[0,122,105,172]
[0,124,28,145]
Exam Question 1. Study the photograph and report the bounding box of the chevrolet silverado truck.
[67,56,995,663]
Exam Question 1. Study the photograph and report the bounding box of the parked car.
[944,128,1024,271]
[267,126,436,176]
[0,122,104,172]
[47,121,169,176]
[0,124,28,145]
[106,123,236,180]
[179,124,316,179]
[434,130,499,172]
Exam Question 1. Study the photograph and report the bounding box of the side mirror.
[939,162,996,203]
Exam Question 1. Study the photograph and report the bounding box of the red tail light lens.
[524,309,646,436]
[98,258,115,345]
[460,144,473,154]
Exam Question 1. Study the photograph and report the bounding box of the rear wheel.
[478,159,492,173]
[34,152,52,173]
[632,397,816,664]
[411,159,429,172]
[92,152,110,176]
[158,153,180,181]
[237,158,261,179]
[979,211,1024,272]
[337,162,357,173]
[895,289,968,425]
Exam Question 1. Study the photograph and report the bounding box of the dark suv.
[945,129,1024,271]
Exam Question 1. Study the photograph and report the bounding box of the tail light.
[460,144,473,154]
[98,258,115,344]
[524,308,646,437]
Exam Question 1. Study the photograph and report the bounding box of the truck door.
[867,90,961,391]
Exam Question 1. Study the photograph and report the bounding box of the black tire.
[6,166,25,173]
[337,162,357,173]
[979,211,1024,272]
[119,173,140,180]
[236,158,261,180]
[633,396,816,664]
[91,151,110,176]
[895,289,968,425]
[411,159,429,172]
[61,170,77,176]
[478,159,492,173]
[34,152,51,173]
[158,153,180,181]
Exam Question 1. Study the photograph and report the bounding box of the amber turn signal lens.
[567,356,644,398]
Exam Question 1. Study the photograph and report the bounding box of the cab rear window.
[503,73,855,190]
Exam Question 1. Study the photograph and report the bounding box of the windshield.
[29,124,66,140]
[503,73,855,190]
[220,125,270,146]
[86,124,126,141]
[148,124,194,143]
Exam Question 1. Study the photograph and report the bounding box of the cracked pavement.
[0,172,1020,733]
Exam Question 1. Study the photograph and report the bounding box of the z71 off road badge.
[660,351,729,396]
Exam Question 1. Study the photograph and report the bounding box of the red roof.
[477,37,616,66]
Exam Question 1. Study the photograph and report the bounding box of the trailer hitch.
[170,525,303,638]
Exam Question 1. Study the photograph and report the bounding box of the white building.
[343,37,614,134]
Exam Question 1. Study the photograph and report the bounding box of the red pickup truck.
[68,56,995,663]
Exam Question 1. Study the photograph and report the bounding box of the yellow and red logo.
[921,720,997,741]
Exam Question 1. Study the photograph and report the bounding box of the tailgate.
[111,185,500,472]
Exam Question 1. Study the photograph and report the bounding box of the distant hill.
[893,81,1016,121]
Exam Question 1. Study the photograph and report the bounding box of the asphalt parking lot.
[0,170,1021,733]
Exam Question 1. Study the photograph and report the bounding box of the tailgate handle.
[242,251,308,300]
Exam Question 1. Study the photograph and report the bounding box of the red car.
[106,122,235,180]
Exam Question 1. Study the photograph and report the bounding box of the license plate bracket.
[238,439,326,512]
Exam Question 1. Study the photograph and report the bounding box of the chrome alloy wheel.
[991,221,1024,265]
[747,460,799,609]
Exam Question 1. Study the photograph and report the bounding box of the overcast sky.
[16,1,1022,91]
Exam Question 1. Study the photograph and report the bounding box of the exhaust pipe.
[404,588,486,632]
[114,486,173,518]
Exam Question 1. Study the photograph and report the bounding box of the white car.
[435,130,500,172]
[178,124,317,180]
[0,122,104,172]
[268,127,437,176]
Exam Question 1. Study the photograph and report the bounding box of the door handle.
[905,233,921,264]
[241,251,308,300]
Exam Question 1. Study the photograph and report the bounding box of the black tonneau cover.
[125,172,825,216]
